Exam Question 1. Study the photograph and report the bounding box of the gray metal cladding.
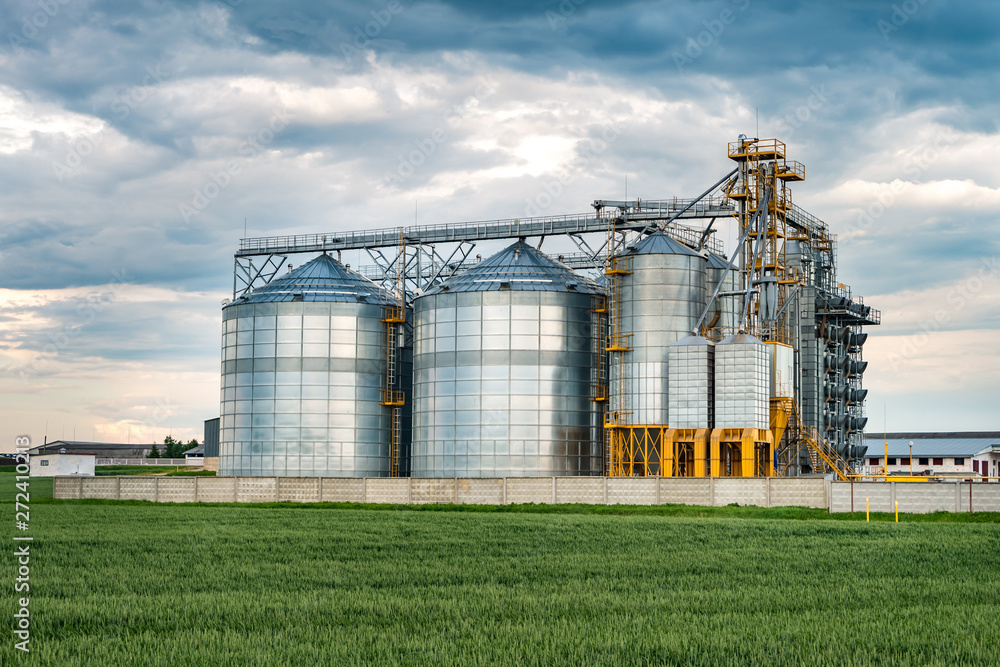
[411,242,602,477]
[714,333,770,429]
[706,252,739,331]
[668,336,715,429]
[219,254,406,477]
[617,232,707,425]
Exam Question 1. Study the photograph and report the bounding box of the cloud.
[1,0,998,445]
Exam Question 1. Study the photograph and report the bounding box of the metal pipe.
[692,185,770,334]
[640,168,737,236]
[771,284,802,322]
[737,185,773,330]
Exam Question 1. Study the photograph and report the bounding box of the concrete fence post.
[709,478,716,506]
[656,477,662,505]
[362,477,368,503]
[890,482,896,513]
[552,477,557,504]
[194,477,200,503]
[454,477,458,504]
[955,482,961,513]
[407,478,413,504]
[502,477,507,505]
[765,478,772,508]
[319,477,324,502]
[116,476,121,500]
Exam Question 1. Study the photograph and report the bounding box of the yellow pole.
[895,500,899,523]
[884,441,888,480]
[866,497,869,522]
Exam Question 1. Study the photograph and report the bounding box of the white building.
[863,432,1000,479]
[30,452,95,477]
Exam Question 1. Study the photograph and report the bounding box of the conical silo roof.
[424,240,601,295]
[628,231,703,257]
[719,332,765,346]
[670,334,716,347]
[235,253,395,304]
[706,252,736,269]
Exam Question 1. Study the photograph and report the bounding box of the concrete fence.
[95,458,198,466]
[830,481,1000,513]
[53,476,831,508]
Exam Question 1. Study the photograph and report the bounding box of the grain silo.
[219,254,409,477]
[705,252,739,333]
[410,240,602,477]
[712,333,772,476]
[617,232,707,426]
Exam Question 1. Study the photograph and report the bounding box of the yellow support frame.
[606,425,669,477]
[709,428,774,477]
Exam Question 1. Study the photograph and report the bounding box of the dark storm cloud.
[0,0,997,298]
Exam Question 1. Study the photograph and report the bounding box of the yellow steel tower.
[725,137,804,339]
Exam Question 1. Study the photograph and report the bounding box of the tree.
[161,436,199,459]
[148,442,160,459]
[162,435,178,458]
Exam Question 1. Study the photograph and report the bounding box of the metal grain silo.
[219,254,408,477]
[705,252,739,333]
[410,240,602,477]
[714,333,770,429]
[617,232,707,425]
[667,335,715,429]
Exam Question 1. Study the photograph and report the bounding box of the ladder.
[604,253,632,475]
[380,231,407,477]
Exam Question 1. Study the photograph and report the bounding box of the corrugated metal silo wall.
[618,252,706,425]
[411,290,601,477]
[219,301,403,477]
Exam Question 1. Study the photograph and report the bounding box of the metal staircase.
[775,398,856,480]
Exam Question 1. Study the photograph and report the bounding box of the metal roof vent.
[292,292,303,302]
[499,281,511,290]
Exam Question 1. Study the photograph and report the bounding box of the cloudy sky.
[1,0,998,450]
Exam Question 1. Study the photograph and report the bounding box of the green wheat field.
[2,488,998,666]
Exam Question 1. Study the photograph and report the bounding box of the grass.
[0,467,51,502]
[5,502,1000,665]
